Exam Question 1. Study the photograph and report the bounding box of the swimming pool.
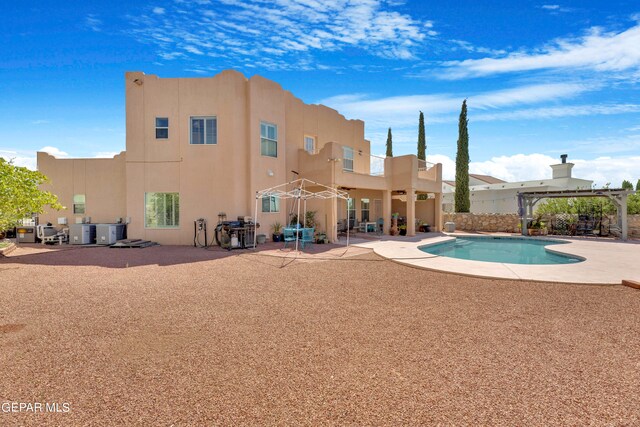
[420,236,584,265]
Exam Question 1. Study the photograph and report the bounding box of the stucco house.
[37,70,442,245]
[442,155,592,214]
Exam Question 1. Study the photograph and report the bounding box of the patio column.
[406,187,416,236]
[382,190,392,235]
[434,192,442,232]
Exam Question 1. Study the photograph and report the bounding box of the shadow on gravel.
[0,242,347,269]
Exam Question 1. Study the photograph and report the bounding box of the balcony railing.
[418,159,436,172]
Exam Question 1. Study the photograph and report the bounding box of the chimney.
[551,154,573,179]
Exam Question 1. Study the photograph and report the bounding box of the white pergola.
[517,188,635,240]
[254,178,350,251]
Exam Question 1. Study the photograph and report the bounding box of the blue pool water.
[420,237,583,265]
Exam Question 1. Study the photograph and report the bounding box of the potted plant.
[418,222,431,232]
[399,224,407,236]
[390,213,399,235]
[271,221,282,242]
[316,231,327,244]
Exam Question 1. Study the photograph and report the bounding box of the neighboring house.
[38,70,442,245]
[442,155,593,213]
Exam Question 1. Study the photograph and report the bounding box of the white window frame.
[343,146,354,172]
[155,117,169,139]
[304,135,316,154]
[261,196,280,213]
[73,194,85,215]
[145,192,180,228]
[260,121,278,158]
[190,116,217,145]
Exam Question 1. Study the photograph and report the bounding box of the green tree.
[636,179,640,191]
[454,100,470,213]
[0,158,62,231]
[621,180,633,190]
[385,127,393,157]
[417,111,426,161]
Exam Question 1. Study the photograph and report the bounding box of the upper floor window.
[304,136,316,153]
[343,146,354,172]
[190,117,217,145]
[261,122,277,157]
[145,192,180,228]
[261,196,280,213]
[73,194,86,214]
[155,117,169,139]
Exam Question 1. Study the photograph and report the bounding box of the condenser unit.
[96,224,126,245]
[70,224,96,245]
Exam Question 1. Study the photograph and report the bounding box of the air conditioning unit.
[70,224,96,245]
[96,224,126,245]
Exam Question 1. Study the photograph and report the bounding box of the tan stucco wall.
[37,151,126,225]
[38,70,443,244]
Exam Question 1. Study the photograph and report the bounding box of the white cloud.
[0,149,37,170]
[128,0,429,69]
[85,14,102,32]
[473,103,640,122]
[431,152,639,187]
[319,82,593,127]
[541,5,560,10]
[31,119,50,125]
[441,23,640,79]
[39,146,69,158]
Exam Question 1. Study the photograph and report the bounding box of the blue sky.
[1,0,639,186]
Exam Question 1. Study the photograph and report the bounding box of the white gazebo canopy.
[254,178,350,250]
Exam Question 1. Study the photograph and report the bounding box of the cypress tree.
[417,111,426,160]
[454,99,470,213]
[386,127,393,157]
[636,179,640,191]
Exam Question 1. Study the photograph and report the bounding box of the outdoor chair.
[376,218,384,235]
[301,227,314,249]
[283,228,296,248]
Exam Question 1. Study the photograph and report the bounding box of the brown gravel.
[1,244,639,426]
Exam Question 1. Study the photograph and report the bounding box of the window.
[190,117,217,145]
[304,136,315,153]
[155,117,169,139]
[145,193,180,228]
[261,196,280,213]
[343,146,354,172]
[347,197,356,224]
[260,122,277,157]
[361,198,370,222]
[73,194,85,215]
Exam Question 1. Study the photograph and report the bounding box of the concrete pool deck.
[353,233,640,285]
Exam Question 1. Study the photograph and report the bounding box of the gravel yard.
[1,244,639,425]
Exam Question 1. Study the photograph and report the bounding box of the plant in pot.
[399,224,407,236]
[390,213,399,235]
[315,230,327,244]
[271,221,282,242]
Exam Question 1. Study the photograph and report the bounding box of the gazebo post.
[295,187,301,252]
[253,195,258,249]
